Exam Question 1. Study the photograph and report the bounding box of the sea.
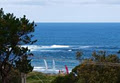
[25,23,120,73]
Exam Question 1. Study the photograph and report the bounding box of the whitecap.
[21,45,70,51]
[51,45,69,48]
[68,49,72,51]
[33,66,59,74]
[79,46,92,49]
[33,66,72,74]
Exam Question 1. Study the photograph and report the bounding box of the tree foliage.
[52,51,120,83]
[0,8,36,83]
[76,51,83,62]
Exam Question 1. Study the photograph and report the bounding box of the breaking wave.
[21,45,120,52]
[33,66,72,74]
[79,46,93,49]
[22,45,70,51]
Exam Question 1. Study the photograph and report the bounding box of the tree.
[0,8,37,83]
[53,51,120,83]
[76,51,83,62]
[92,50,106,62]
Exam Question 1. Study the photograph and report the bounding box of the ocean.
[26,23,120,73]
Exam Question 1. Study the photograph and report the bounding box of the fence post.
[21,73,26,83]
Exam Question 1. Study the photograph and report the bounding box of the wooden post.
[21,73,26,83]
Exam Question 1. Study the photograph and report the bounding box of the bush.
[52,51,120,83]
[0,68,21,83]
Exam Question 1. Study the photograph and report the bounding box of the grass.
[27,72,57,83]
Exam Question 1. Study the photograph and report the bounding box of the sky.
[0,0,120,22]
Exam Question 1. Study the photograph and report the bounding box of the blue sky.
[0,0,120,22]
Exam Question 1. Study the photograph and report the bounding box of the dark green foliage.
[92,50,106,62]
[52,74,78,83]
[0,8,36,82]
[51,76,64,83]
[76,63,120,83]
[0,68,21,83]
[15,55,33,74]
[105,54,120,63]
[76,51,83,62]
[52,51,120,83]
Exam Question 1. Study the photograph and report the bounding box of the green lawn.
[27,72,57,83]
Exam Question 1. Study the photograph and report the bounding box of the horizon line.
[35,22,120,23]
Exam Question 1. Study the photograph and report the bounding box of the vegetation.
[52,51,120,83]
[0,71,57,83]
[0,68,21,83]
[27,72,57,83]
[76,51,83,62]
[0,8,36,83]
